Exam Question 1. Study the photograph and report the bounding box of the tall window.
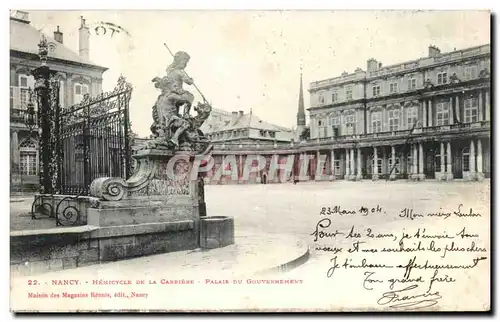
[437,72,448,85]
[330,115,340,136]
[318,120,327,138]
[333,160,341,175]
[19,140,37,176]
[388,154,401,174]
[436,102,450,125]
[462,148,470,172]
[74,83,89,105]
[19,74,30,109]
[408,78,417,90]
[371,111,382,133]
[331,92,338,103]
[407,106,418,128]
[389,82,398,93]
[464,97,479,123]
[344,113,355,135]
[435,153,441,172]
[372,153,383,174]
[388,109,400,131]
[464,65,478,80]
[345,87,353,100]
[372,85,381,97]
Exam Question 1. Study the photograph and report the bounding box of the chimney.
[341,71,348,77]
[79,16,90,60]
[54,25,63,44]
[231,111,238,124]
[428,45,441,58]
[238,110,244,116]
[378,62,383,68]
[367,58,378,72]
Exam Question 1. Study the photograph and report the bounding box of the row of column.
[333,140,484,180]
[215,138,486,182]
[468,139,484,175]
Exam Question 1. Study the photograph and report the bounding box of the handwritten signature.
[377,284,442,310]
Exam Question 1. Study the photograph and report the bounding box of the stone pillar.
[330,150,335,180]
[449,97,454,124]
[468,140,476,181]
[315,150,321,181]
[389,145,396,180]
[422,101,427,127]
[412,144,418,179]
[345,149,350,180]
[373,147,379,180]
[356,148,362,181]
[455,95,460,123]
[350,148,355,181]
[400,104,404,130]
[418,142,425,180]
[479,91,483,121]
[485,91,490,121]
[477,139,484,180]
[446,141,453,180]
[438,142,445,180]
[428,99,433,126]
[11,130,19,165]
[238,155,243,183]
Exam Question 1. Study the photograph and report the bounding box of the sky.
[26,10,490,138]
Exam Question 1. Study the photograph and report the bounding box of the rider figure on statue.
[152,51,195,147]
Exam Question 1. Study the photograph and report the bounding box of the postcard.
[9,9,491,312]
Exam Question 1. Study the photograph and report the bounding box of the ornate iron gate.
[52,76,133,195]
[54,76,132,195]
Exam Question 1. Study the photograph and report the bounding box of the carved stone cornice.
[71,74,91,85]
[369,105,384,112]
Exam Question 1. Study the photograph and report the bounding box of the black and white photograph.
[8,8,491,312]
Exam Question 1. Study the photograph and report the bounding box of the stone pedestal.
[88,148,234,262]
[200,216,235,249]
[435,172,454,181]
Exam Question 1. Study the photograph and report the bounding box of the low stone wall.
[10,220,199,276]
[11,227,99,276]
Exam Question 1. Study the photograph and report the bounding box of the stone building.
[201,109,295,184]
[10,11,108,191]
[306,44,490,181]
[205,43,490,184]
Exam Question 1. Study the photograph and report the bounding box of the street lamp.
[24,88,36,133]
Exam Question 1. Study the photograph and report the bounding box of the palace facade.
[205,43,491,184]
[10,11,108,192]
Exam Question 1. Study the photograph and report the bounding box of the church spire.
[296,68,306,127]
